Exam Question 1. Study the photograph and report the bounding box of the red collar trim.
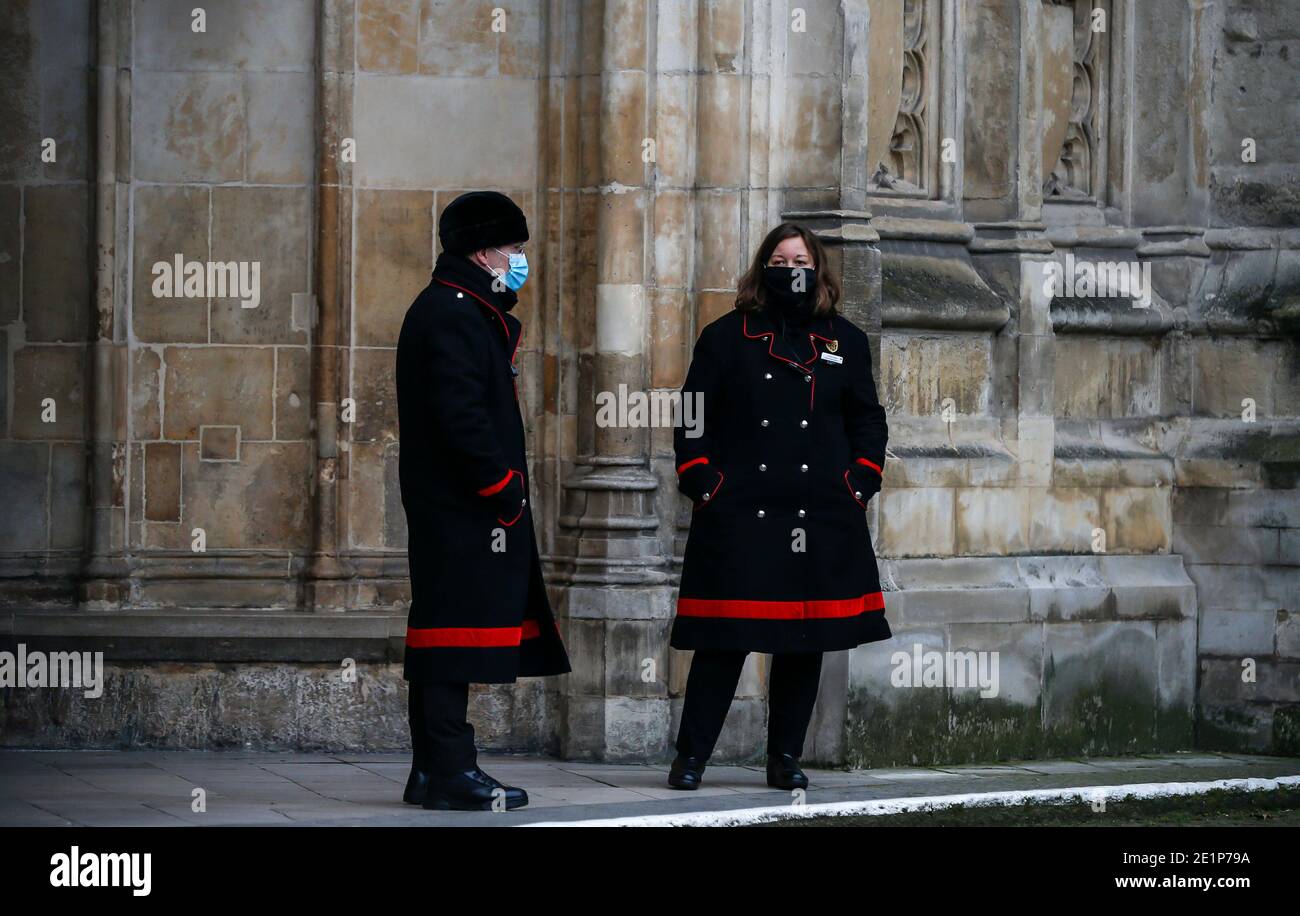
[742,311,821,369]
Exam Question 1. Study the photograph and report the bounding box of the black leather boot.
[766,753,809,790]
[423,766,529,811]
[667,753,707,790]
[402,765,432,805]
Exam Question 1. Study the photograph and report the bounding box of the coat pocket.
[842,465,883,506]
[693,466,727,509]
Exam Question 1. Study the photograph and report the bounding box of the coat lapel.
[430,252,523,365]
[741,308,824,373]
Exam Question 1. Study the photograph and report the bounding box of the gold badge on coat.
[827,339,839,352]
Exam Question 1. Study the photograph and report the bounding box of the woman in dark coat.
[668,222,891,791]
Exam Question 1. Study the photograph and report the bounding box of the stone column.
[80,0,132,609]
[964,0,1056,512]
[305,0,352,612]
[557,0,674,761]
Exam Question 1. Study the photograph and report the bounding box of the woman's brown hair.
[735,222,841,316]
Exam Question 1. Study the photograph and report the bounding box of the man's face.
[471,241,526,278]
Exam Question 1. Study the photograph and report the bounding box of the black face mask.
[761,265,816,317]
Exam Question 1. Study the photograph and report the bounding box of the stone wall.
[1,0,1296,763]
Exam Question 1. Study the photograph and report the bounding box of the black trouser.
[674,650,824,761]
[408,680,478,775]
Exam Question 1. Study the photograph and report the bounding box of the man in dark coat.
[395,191,570,811]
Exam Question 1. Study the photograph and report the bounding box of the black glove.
[845,463,881,507]
[488,470,527,524]
[678,462,724,506]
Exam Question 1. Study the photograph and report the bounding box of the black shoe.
[668,753,707,790]
[766,753,809,790]
[423,766,529,811]
[402,765,432,805]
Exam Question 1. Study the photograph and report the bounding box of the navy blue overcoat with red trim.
[670,305,892,653]
[395,251,571,683]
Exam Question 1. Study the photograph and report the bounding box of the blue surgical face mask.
[492,247,529,291]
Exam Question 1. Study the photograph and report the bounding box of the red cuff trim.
[677,456,709,474]
[477,469,516,496]
[855,457,883,475]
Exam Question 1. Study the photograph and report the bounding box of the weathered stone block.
[353,75,537,187]
[180,441,312,549]
[132,71,246,182]
[130,347,162,440]
[351,346,398,443]
[22,184,89,342]
[956,486,1031,555]
[605,618,671,697]
[1200,607,1279,656]
[162,346,274,440]
[210,186,311,344]
[353,189,432,347]
[48,441,85,550]
[1102,486,1171,553]
[1043,621,1160,755]
[881,335,991,417]
[133,0,315,71]
[144,441,182,522]
[244,71,314,183]
[199,426,240,462]
[0,442,48,550]
[12,345,84,440]
[878,486,955,556]
[131,185,210,343]
[274,346,312,440]
[1194,337,1277,417]
[0,187,19,325]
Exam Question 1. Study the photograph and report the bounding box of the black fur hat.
[438,191,529,255]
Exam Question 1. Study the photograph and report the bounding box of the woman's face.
[767,236,815,269]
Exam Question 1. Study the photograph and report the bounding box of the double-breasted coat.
[670,305,892,653]
[395,251,571,683]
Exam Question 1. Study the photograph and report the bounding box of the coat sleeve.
[673,321,727,501]
[421,306,518,497]
[842,331,888,479]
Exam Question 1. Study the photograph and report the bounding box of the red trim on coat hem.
[405,619,544,648]
[676,592,885,620]
[677,456,709,474]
